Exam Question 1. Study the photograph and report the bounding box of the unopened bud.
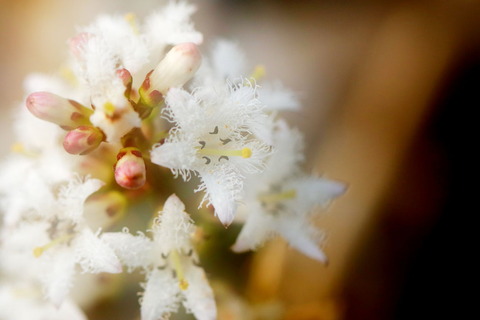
[26,92,93,130]
[137,43,201,116]
[63,126,105,155]
[114,147,146,190]
[84,191,127,230]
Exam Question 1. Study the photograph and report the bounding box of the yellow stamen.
[241,147,252,158]
[33,234,74,258]
[11,143,38,157]
[170,250,189,290]
[103,102,116,116]
[124,13,139,34]
[60,66,78,85]
[258,189,297,204]
[250,65,266,81]
[197,147,252,159]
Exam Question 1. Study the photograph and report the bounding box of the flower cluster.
[0,1,345,319]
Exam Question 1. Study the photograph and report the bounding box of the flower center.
[195,126,252,164]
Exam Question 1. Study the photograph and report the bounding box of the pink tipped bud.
[117,68,133,100]
[138,43,201,108]
[114,147,146,190]
[26,92,93,130]
[117,68,133,89]
[63,126,105,155]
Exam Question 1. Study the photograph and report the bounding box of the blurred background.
[1,0,479,319]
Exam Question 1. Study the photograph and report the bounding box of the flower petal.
[40,247,77,306]
[74,229,122,274]
[59,177,105,223]
[141,269,181,320]
[276,216,328,263]
[231,203,273,253]
[182,263,217,320]
[101,231,154,272]
[198,170,240,227]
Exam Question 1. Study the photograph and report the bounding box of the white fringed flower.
[144,1,203,59]
[70,18,142,143]
[0,104,83,227]
[195,40,300,112]
[0,283,87,320]
[232,121,345,262]
[151,84,272,226]
[64,1,203,143]
[103,194,216,320]
[28,177,122,305]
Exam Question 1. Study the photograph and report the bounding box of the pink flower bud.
[138,43,201,107]
[26,92,93,130]
[114,147,146,190]
[63,126,105,155]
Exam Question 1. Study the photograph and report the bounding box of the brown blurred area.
[1,0,479,319]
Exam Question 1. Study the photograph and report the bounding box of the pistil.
[258,189,297,204]
[170,250,189,290]
[197,147,252,159]
[33,233,74,258]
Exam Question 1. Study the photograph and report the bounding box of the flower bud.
[137,43,201,116]
[84,191,127,230]
[63,126,105,155]
[114,147,146,190]
[26,92,93,130]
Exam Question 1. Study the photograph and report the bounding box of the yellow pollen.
[241,147,252,159]
[179,279,189,290]
[103,102,116,116]
[197,147,252,159]
[170,250,189,291]
[258,189,297,204]
[32,234,74,258]
[60,66,78,85]
[33,247,44,258]
[250,65,266,81]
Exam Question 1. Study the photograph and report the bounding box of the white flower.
[70,18,143,143]
[26,177,122,305]
[195,40,300,112]
[257,81,300,112]
[0,126,81,228]
[150,84,272,226]
[62,1,203,144]
[144,0,203,61]
[0,282,87,320]
[232,121,345,262]
[102,194,216,320]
